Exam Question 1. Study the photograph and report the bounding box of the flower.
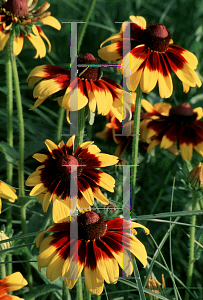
[145,274,166,300]
[0,272,28,299]
[25,136,118,221]
[27,53,130,123]
[0,180,17,214]
[36,211,149,295]
[0,231,11,250]
[98,16,202,98]
[140,100,203,161]
[0,0,61,58]
[187,163,203,190]
[96,99,135,157]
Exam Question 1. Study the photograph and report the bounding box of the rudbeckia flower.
[0,180,17,214]
[27,53,130,123]
[98,16,202,98]
[140,100,203,161]
[0,0,61,58]
[36,211,149,295]
[0,272,28,299]
[25,136,118,221]
[96,100,135,157]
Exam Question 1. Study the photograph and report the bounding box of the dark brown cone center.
[5,0,29,16]
[57,155,78,175]
[78,211,107,241]
[143,24,171,52]
[77,53,101,80]
[169,103,197,124]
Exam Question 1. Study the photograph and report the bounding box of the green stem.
[131,85,142,212]
[6,30,14,277]
[62,282,69,300]
[56,107,65,144]
[0,255,6,279]
[11,49,24,198]
[77,276,83,300]
[184,192,198,300]
[75,108,86,148]
[132,256,146,300]
[84,284,91,300]
[78,0,97,53]
[10,33,33,293]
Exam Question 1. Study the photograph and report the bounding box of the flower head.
[36,211,149,295]
[0,0,61,58]
[96,99,135,157]
[187,163,203,190]
[26,136,118,221]
[140,100,203,161]
[0,180,17,214]
[0,272,28,299]
[98,16,201,98]
[145,274,166,300]
[27,53,131,123]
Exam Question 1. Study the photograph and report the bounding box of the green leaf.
[0,141,18,164]
[23,284,62,300]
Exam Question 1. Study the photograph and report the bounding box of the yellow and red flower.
[0,272,28,299]
[96,99,135,157]
[26,136,118,221]
[98,16,201,98]
[140,100,203,161]
[36,211,149,295]
[0,0,61,58]
[27,53,130,123]
[0,180,17,214]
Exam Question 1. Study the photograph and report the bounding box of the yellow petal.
[52,199,70,223]
[193,107,203,120]
[94,153,118,167]
[140,61,158,93]
[42,192,53,212]
[27,33,46,58]
[33,153,48,162]
[45,139,58,153]
[160,135,174,149]
[66,135,75,152]
[84,267,104,295]
[29,183,47,196]
[181,49,198,69]
[98,43,122,61]
[38,29,51,52]
[14,34,24,56]
[130,235,148,267]
[2,272,28,292]
[80,187,94,206]
[33,78,62,100]
[37,236,57,271]
[111,248,133,276]
[173,64,202,88]
[141,99,154,112]
[96,255,119,284]
[30,97,47,110]
[41,16,61,30]
[129,16,147,29]
[93,187,109,205]
[147,139,160,153]
[46,253,65,281]
[97,172,115,192]
[0,31,10,51]
[62,256,84,289]
[179,143,193,161]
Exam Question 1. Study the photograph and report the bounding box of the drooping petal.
[41,16,61,30]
